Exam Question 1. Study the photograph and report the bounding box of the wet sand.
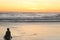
[0,22,60,40]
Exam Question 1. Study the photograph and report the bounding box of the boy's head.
[7,28,9,31]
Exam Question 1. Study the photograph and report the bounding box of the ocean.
[0,22,60,40]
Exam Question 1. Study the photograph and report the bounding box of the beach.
[0,22,60,40]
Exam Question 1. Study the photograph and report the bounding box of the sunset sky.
[0,0,60,12]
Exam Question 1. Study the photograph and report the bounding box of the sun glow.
[0,0,60,12]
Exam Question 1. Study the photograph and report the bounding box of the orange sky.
[0,0,60,12]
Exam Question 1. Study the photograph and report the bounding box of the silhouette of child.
[4,28,12,40]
